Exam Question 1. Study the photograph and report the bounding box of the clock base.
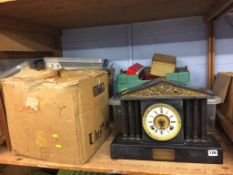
[111,133,223,164]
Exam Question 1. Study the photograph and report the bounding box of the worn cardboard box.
[213,72,233,123]
[0,68,109,164]
[0,90,10,149]
[150,53,176,77]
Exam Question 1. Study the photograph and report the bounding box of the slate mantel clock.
[110,79,223,164]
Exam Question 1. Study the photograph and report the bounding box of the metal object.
[44,57,108,70]
[0,59,42,79]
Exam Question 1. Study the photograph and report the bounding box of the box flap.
[8,67,57,80]
[212,73,232,103]
[1,68,107,88]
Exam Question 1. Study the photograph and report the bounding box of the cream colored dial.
[142,103,182,141]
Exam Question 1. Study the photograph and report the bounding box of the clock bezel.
[142,103,182,141]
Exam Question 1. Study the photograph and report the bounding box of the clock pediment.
[121,79,210,100]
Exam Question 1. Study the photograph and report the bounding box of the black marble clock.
[111,79,223,164]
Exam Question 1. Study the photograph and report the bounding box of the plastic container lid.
[109,97,121,106]
[207,96,221,105]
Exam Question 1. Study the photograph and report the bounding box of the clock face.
[142,103,182,141]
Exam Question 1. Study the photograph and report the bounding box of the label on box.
[208,149,218,156]
[25,96,39,111]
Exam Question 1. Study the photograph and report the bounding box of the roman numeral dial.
[142,103,182,141]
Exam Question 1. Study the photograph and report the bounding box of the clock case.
[111,79,223,164]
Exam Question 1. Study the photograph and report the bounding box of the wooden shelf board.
[0,51,54,59]
[0,129,232,175]
[0,0,220,29]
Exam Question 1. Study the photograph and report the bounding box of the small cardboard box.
[150,53,176,77]
[213,72,233,123]
[0,68,109,164]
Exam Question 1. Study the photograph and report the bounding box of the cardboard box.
[150,53,176,77]
[0,68,109,164]
[213,72,233,123]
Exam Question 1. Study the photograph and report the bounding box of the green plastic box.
[117,74,150,92]
[166,71,190,85]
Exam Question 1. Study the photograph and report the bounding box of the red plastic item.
[126,63,144,75]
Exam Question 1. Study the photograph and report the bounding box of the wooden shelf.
[0,0,231,29]
[0,51,54,59]
[0,128,232,175]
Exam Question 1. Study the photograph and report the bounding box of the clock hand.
[159,119,165,129]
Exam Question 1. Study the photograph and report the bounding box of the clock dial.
[142,103,182,141]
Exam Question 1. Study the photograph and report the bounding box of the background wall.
[62,16,233,88]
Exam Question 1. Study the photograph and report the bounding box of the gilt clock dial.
[142,103,182,141]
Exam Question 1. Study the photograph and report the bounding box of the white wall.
[62,16,233,88]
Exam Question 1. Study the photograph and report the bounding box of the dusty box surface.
[1,68,109,164]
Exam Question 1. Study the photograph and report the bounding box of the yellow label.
[55,144,62,148]
[35,131,47,148]
[52,134,58,138]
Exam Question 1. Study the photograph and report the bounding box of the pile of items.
[117,53,190,92]
[0,55,225,167]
